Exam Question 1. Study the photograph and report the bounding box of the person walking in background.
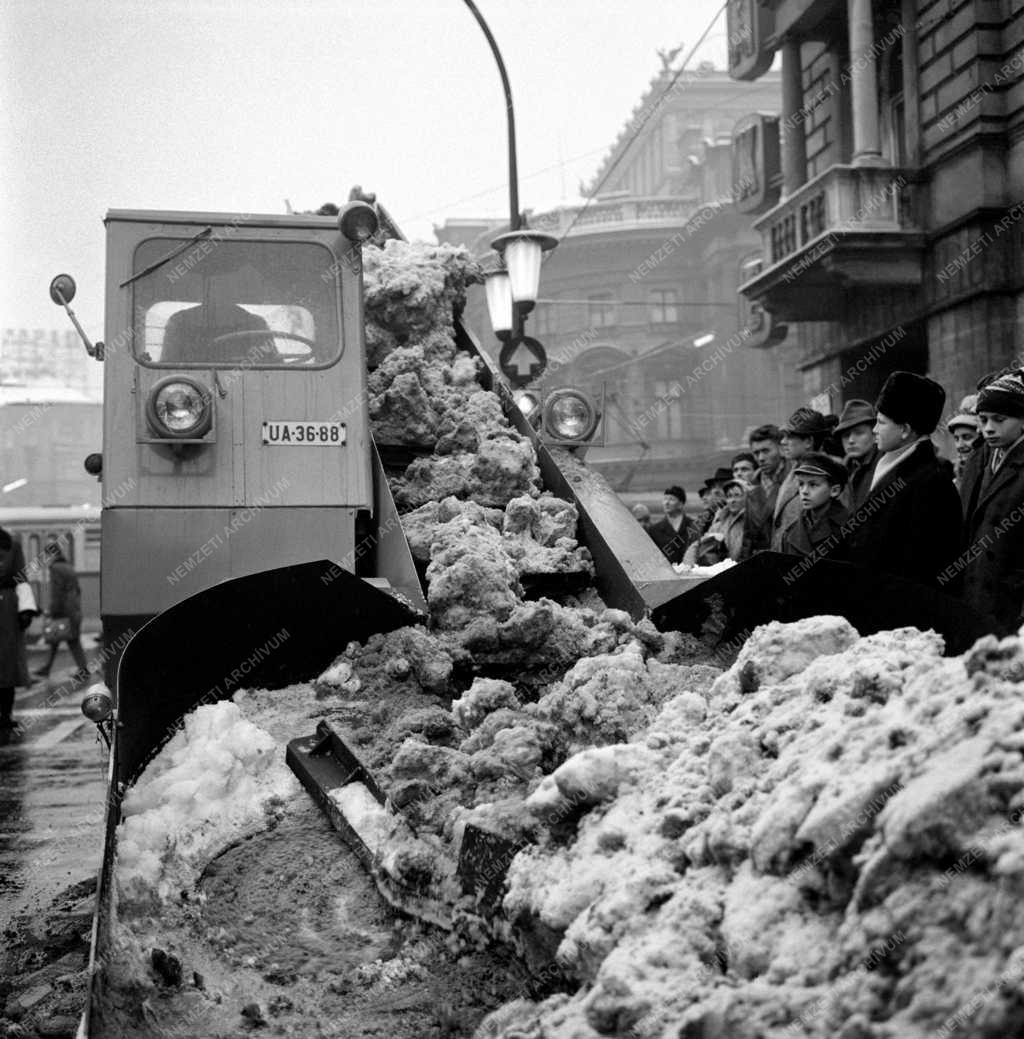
[781,452,850,561]
[648,485,694,565]
[770,408,839,551]
[959,369,1024,633]
[835,399,879,510]
[0,528,35,730]
[742,424,789,556]
[33,541,89,685]
[846,371,960,586]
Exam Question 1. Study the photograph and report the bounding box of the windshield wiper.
[119,227,214,288]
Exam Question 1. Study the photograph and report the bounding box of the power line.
[554,2,728,245]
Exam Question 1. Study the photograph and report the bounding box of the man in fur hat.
[959,368,1024,633]
[835,399,878,510]
[648,485,694,565]
[845,371,961,586]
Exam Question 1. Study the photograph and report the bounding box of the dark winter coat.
[770,468,803,551]
[0,530,29,688]
[648,515,695,565]
[780,499,851,561]
[958,439,1024,634]
[48,560,83,638]
[742,462,790,556]
[845,440,961,587]
[843,446,879,512]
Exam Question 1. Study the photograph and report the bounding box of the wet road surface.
[0,643,109,932]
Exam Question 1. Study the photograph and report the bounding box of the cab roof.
[104,209,339,230]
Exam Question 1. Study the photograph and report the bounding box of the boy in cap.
[834,399,878,510]
[648,485,694,565]
[771,407,840,550]
[780,452,851,560]
[845,371,961,586]
[959,368,1024,633]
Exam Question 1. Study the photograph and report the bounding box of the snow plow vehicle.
[52,202,994,1037]
[51,202,687,1035]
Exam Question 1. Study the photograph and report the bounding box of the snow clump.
[116,701,297,903]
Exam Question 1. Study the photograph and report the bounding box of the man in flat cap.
[959,368,1024,632]
[770,407,840,550]
[648,485,694,565]
[845,371,961,586]
[834,399,878,511]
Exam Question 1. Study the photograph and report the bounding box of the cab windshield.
[131,238,341,368]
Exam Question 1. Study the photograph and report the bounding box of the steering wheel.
[208,330,316,365]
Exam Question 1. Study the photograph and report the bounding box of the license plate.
[261,421,346,445]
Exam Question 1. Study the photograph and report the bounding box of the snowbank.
[115,701,298,903]
[476,618,1024,1038]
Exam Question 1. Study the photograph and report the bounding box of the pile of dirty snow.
[362,239,540,508]
[464,617,1024,1039]
[115,701,297,903]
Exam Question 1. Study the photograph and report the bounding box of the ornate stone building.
[728,0,1024,411]
[438,62,806,496]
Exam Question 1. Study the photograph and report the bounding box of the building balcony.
[738,165,925,322]
[532,195,701,240]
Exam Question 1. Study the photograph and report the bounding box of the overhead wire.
[552,1,728,246]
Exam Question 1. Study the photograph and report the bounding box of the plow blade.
[84,561,423,1038]
[286,720,456,931]
[653,552,993,657]
[114,560,424,787]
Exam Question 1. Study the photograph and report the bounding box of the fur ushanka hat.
[875,371,946,435]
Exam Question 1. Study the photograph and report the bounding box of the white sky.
[2,0,731,339]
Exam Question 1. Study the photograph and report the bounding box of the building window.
[588,293,616,328]
[652,379,684,440]
[533,303,554,336]
[649,289,679,325]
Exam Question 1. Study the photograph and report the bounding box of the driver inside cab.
[161,266,279,365]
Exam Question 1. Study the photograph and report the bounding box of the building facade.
[729,0,1024,411]
[439,62,806,496]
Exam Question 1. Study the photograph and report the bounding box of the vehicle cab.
[97,207,389,651]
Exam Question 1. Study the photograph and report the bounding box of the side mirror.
[49,273,104,361]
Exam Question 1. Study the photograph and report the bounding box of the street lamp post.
[463,0,556,387]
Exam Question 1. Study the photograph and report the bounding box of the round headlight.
[542,389,598,443]
[146,378,212,439]
[81,688,113,723]
[515,390,540,418]
[338,201,379,243]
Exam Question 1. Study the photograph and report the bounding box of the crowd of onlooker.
[633,367,1024,636]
